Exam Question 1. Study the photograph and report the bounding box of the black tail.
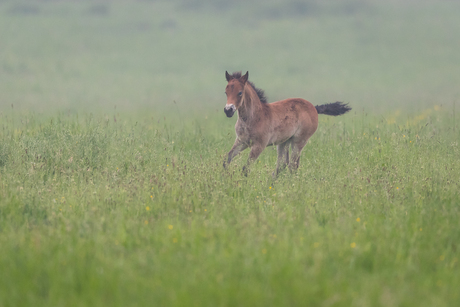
[315,102,351,116]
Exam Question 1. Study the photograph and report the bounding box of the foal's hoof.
[242,166,249,177]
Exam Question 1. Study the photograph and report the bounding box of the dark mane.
[230,72,268,104]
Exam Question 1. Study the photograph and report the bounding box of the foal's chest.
[235,121,247,136]
[235,120,253,142]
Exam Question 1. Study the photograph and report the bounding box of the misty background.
[1,0,459,116]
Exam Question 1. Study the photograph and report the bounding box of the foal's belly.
[266,122,299,146]
[267,134,294,146]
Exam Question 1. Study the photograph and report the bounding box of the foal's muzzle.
[224,105,236,118]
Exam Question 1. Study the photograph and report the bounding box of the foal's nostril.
[224,107,235,117]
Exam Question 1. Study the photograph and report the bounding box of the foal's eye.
[238,91,242,96]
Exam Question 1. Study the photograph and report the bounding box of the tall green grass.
[1,106,459,306]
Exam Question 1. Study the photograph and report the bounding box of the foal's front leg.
[224,138,248,168]
[242,144,265,176]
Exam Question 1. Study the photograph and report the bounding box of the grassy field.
[1,0,460,306]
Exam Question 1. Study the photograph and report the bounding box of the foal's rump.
[267,98,319,145]
[266,99,351,147]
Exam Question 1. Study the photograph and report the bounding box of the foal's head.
[224,71,248,118]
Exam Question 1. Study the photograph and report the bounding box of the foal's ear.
[240,71,249,84]
[225,71,233,82]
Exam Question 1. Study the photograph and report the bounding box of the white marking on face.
[224,104,236,111]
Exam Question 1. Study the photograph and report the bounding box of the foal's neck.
[238,85,263,122]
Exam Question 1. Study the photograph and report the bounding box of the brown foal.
[223,71,351,176]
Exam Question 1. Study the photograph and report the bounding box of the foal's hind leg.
[274,141,290,177]
[289,137,310,171]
